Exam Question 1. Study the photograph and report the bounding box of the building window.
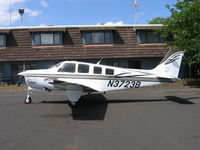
[112,61,120,67]
[106,68,114,75]
[82,31,113,45]
[11,63,36,81]
[0,34,6,47]
[136,30,166,44]
[128,61,141,69]
[32,32,62,46]
[78,64,89,73]
[0,64,3,76]
[93,66,102,74]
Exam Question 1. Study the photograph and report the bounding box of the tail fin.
[151,50,184,78]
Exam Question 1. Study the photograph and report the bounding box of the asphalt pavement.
[0,86,200,150]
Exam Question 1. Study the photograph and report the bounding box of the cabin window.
[136,30,166,44]
[0,34,6,47]
[93,66,102,74]
[32,32,62,46]
[59,63,75,73]
[78,64,89,73]
[82,31,113,45]
[106,68,114,75]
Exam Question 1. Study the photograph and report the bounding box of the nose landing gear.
[24,87,32,104]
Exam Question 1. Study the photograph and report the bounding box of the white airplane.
[18,50,184,106]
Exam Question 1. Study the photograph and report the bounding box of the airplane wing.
[46,78,99,92]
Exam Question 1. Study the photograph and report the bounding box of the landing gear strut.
[66,85,83,107]
[24,87,32,104]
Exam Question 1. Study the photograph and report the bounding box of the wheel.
[24,96,32,104]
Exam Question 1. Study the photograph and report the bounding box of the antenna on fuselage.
[97,58,103,65]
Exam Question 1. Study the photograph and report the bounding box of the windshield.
[49,62,63,69]
[58,63,76,73]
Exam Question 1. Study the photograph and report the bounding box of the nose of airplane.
[18,71,26,76]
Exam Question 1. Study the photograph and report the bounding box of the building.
[0,24,168,84]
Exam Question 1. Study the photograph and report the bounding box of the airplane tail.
[150,50,184,79]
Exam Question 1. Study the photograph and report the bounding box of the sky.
[0,0,176,27]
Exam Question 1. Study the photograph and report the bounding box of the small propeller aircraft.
[18,50,184,106]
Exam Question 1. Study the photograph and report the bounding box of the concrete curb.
[0,86,27,92]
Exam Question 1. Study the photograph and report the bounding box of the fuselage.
[18,61,174,93]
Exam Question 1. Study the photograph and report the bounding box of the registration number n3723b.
[107,80,141,88]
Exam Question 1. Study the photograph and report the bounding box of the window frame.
[0,34,6,47]
[82,30,113,45]
[32,32,63,46]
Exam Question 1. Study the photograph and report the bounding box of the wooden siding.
[0,27,167,62]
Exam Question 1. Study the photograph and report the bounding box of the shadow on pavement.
[165,96,194,104]
[71,94,108,121]
[41,94,197,120]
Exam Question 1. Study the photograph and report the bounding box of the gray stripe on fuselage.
[24,73,174,83]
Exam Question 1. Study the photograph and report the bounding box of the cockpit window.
[78,64,89,73]
[93,66,102,74]
[106,68,114,75]
[58,63,75,73]
[49,62,62,69]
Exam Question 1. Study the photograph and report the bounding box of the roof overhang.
[0,24,164,31]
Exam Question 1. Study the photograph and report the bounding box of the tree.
[148,17,170,25]
[149,0,200,78]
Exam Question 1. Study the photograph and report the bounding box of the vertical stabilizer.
[151,50,184,78]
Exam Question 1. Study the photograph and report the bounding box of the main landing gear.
[24,87,32,104]
[66,85,83,107]
[68,101,76,107]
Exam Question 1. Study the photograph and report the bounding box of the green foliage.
[149,0,200,66]
[148,17,170,25]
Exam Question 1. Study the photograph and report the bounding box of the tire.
[24,96,32,104]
